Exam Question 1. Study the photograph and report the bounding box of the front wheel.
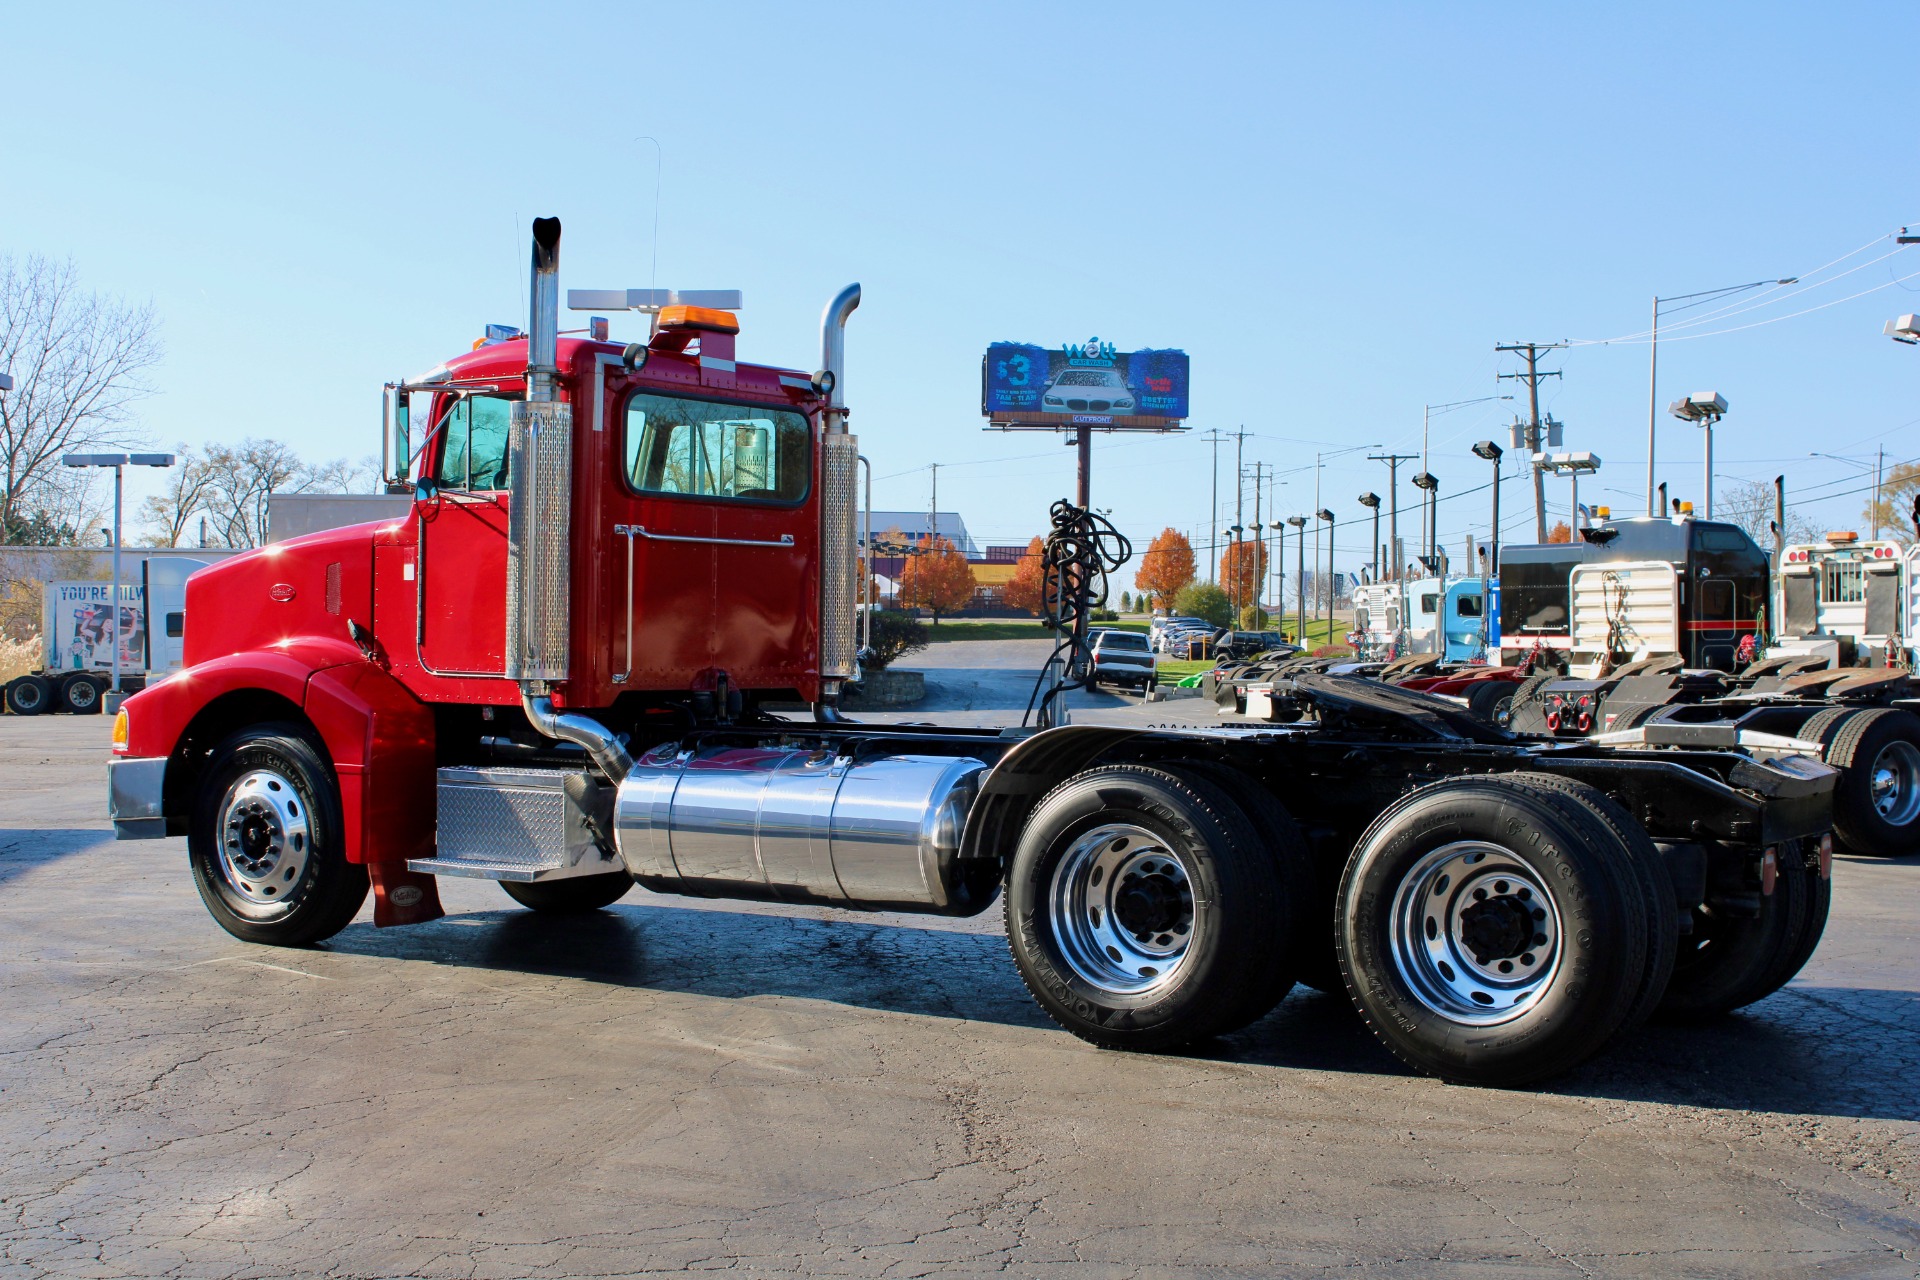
[189,724,368,946]
[499,872,632,913]
[1003,764,1296,1051]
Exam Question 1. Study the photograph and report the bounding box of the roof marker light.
[657,305,740,334]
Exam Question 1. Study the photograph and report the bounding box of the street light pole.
[1645,278,1795,516]
[1288,515,1307,644]
[62,452,176,705]
[1357,493,1381,582]
[1316,508,1336,641]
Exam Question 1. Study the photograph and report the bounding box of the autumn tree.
[1,256,161,544]
[1001,536,1047,616]
[1218,539,1268,609]
[899,535,977,624]
[1546,521,1572,544]
[1134,527,1196,609]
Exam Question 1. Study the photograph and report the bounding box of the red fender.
[121,642,443,927]
[304,661,443,926]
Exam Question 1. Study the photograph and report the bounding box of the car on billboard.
[1040,366,1135,414]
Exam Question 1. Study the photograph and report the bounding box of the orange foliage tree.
[1218,539,1269,608]
[1001,536,1047,616]
[900,536,977,624]
[1134,527,1196,609]
[1546,521,1572,544]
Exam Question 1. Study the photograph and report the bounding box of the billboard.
[43,582,145,672]
[983,338,1189,425]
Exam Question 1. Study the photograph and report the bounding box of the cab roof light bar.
[568,288,743,313]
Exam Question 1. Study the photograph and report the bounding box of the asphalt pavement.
[3,644,1918,1278]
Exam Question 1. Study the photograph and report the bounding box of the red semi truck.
[106,220,1840,1086]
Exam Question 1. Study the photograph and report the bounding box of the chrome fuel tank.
[614,744,994,914]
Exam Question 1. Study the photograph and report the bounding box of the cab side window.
[434,394,515,491]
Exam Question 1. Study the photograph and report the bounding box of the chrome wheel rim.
[1049,822,1197,996]
[1869,740,1920,826]
[1388,840,1561,1026]
[214,769,312,919]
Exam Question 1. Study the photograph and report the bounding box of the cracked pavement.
[3,705,1918,1278]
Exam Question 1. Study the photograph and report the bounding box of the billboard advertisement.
[982,338,1189,425]
[42,582,145,672]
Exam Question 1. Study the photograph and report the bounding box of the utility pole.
[1248,461,1265,615]
[928,463,938,548]
[1496,342,1565,541]
[1202,428,1224,583]
[1368,451,1417,580]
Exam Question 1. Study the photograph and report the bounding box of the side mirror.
[386,387,411,485]
[414,475,439,503]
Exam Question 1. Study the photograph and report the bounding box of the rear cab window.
[624,390,810,503]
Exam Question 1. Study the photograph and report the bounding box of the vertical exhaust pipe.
[816,285,862,720]
[502,216,630,778]
[526,217,563,403]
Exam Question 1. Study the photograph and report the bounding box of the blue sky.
[4,2,1917,576]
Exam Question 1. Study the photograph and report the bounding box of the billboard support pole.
[111,462,123,696]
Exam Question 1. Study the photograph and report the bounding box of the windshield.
[1503,559,1575,634]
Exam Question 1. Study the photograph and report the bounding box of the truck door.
[611,388,815,690]
[415,392,514,678]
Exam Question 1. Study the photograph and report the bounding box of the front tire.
[499,872,632,913]
[1004,764,1296,1051]
[1337,777,1652,1085]
[189,724,368,946]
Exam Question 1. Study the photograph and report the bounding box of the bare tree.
[1716,478,1818,550]
[188,439,372,549]
[136,442,217,547]
[0,256,161,543]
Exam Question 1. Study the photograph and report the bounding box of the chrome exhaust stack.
[816,284,861,720]
[503,217,628,780]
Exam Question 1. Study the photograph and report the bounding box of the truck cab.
[1498,510,1768,673]
[1776,532,1906,667]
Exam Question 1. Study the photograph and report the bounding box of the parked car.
[1156,624,1212,656]
[1087,629,1157,694]
[1040,366,1136,414]
[1149,614,1208,647]
[1212,630,1297,662]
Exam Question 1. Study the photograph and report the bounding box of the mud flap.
[368,860,445,926]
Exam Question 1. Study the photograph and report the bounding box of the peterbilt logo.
[268,583,297,603]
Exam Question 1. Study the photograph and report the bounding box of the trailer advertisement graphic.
[43,582,144,672]
[982,340,1190,424]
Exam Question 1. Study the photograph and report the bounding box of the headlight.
[1044,396,1063,406]
[1115,398,1133,409]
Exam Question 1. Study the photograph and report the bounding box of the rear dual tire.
[1004,764,1303,1051]
[1336,775,1672,1086]
[1800,708,1920,857]
[1659,843,1829,1020]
